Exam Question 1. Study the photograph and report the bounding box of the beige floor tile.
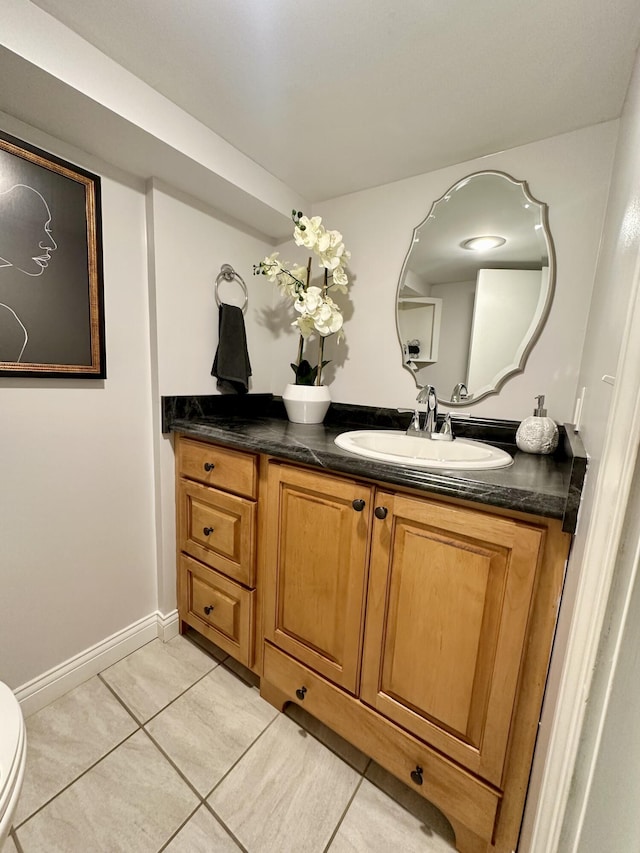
[100,636,217,722]
[163,805,241,852]
[209,713,359,853]
[2,834,18,853]
[16,730,199,853]
[147,665,277,795]
[356,763,457,848]
[13,676,137,826]
[329,777,455,852]
[285,703,370,773]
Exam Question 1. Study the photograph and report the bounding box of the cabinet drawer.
[179,555,255,666]
[179,479,256,586]
[262,643,499,842]
[177,436,257,498]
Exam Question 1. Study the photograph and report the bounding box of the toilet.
[0,682,26,848]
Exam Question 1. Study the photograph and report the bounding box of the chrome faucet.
[417,384,438,434]
[451,382,468,403]
[407,385,455,440]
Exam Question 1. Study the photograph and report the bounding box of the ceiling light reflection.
[461,235,506,251]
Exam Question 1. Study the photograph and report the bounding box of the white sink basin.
[334,430,513,470]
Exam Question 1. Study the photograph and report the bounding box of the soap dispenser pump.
[516,394,559,455]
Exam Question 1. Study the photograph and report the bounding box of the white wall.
[150,183,275,396]
[0,114,158,690]
[0,122,281,688]
[574,460,640,851]
[301,122,617,422]
[516,46,640,853]
[147,182,274,614]
[550,48,640,852]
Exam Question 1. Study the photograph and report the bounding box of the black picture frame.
[0,129,105,378]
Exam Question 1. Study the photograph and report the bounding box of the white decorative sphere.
[516,416,559,455]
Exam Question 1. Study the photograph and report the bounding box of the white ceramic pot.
[282,383,331,424]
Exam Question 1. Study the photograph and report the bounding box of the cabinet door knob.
[374,506,388,520]
[203,461,215,472]
[295,686,307,700]
[410,765,423,785]
[352,499,366,512]
[204,605,215,615]
[203,527,215,536]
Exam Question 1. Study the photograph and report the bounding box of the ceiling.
[23,0,640,202]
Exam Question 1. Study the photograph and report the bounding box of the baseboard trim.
[158,609,180,642]
[15,610,179,717]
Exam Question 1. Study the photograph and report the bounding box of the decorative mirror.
[396,171,555,405]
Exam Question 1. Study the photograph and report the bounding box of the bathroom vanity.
[166,396,585,853]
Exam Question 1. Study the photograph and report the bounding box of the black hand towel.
[211,304,252,394]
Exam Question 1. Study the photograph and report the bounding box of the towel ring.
[215,263,248,312]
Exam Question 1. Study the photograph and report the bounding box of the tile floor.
[6,632,457,853]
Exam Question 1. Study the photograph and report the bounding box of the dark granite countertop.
[163,395,587,534]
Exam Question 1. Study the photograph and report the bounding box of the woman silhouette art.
[0,184,57,362]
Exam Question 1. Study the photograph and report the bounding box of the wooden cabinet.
[176,436,258,667]
[263,464,374,693]
[174,436,570,853]
[261,460,569,853]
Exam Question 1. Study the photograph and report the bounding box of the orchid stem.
[295,258,312,385]
[316,268,329,386]
[296,334,304,374]
[316,335,325,386]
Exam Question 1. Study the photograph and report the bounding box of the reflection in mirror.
[396,171,555,405]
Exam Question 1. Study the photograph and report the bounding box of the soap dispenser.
[516,395,559,455]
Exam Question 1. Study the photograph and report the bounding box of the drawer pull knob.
[203,462,215,472]
[374,506,388,520]
[352,499,366,512]
[203,527,215,536]
[204,605,215,615]
[295,686,307,701]
[410,765,423,785]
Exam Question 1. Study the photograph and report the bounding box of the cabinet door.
[361,492,544,785]
[264,464,373,694]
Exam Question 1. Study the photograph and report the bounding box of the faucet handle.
[431,412,455,441]
[402,402,422,434]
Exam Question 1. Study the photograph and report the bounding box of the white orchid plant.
[255,210,351,386]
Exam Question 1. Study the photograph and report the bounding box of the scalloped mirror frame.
[396,170,556,405]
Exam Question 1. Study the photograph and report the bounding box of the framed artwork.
[0,129,105,378]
